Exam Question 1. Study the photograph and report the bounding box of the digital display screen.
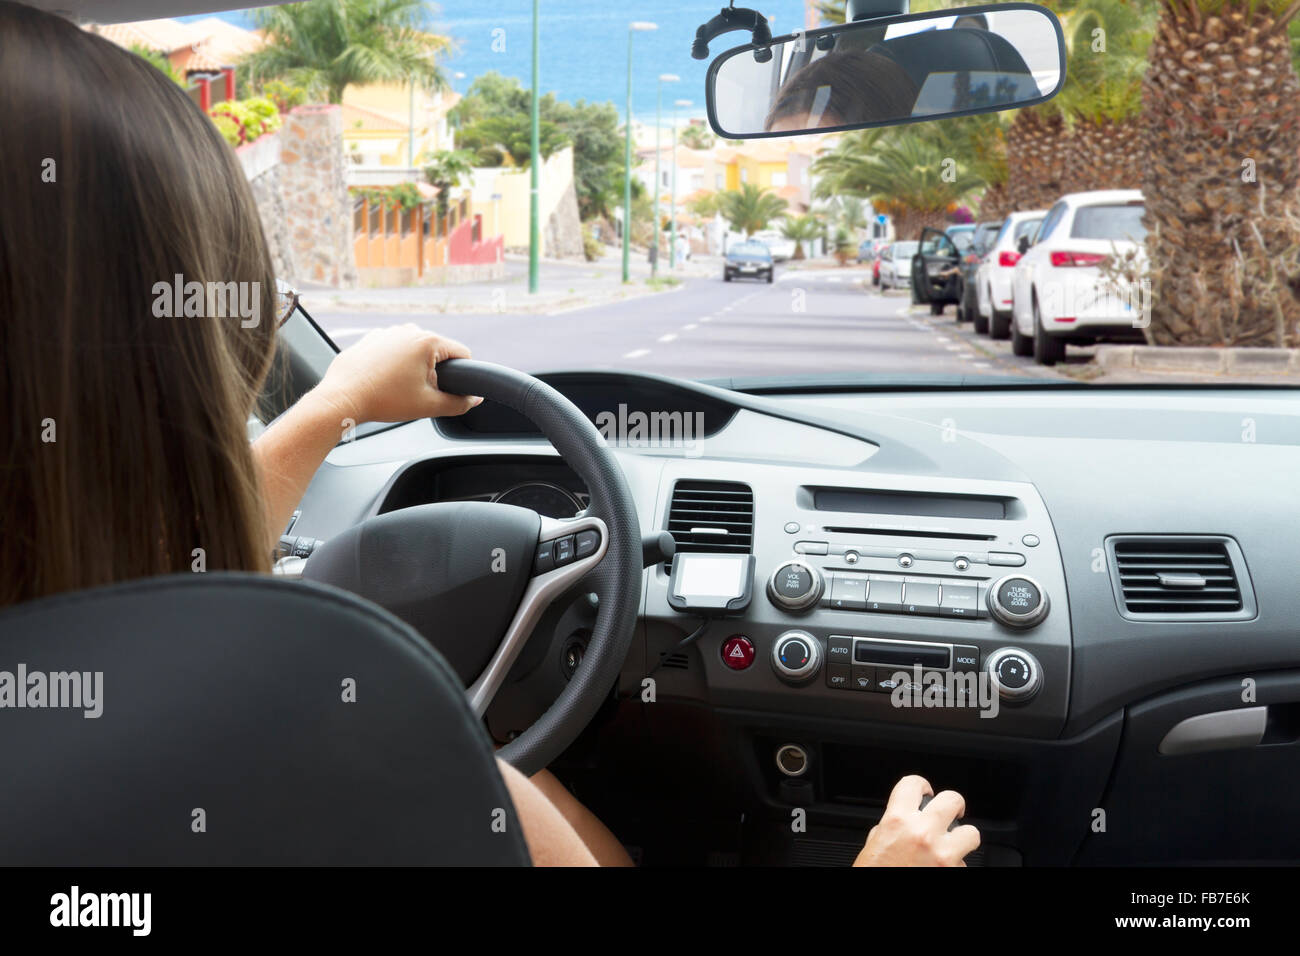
[674,554,749,600]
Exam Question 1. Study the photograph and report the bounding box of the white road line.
[934,336,951,343]
[658,332,677,343]
[700,316,712,322]
[623,348,650,359]
[973,361,992,368]
[682,323,698,331]
[945,345,964,351]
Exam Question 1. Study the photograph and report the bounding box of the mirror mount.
[691,3,773,62]
[846,0,909,20]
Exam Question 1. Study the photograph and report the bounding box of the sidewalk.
[299,247,720,316]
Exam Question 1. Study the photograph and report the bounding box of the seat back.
[0,574,529,865]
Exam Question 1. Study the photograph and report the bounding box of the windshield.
[159,0,1299,389]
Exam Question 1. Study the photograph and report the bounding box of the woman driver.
[0,0,978,868]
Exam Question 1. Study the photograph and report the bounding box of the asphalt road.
[307,264,1070,381]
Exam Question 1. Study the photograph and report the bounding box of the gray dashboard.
[290,374,1300,749]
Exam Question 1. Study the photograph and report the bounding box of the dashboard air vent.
[1107,536,1253,620]
[665,480,754,568]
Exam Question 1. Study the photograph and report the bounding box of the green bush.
[208,97,282,146]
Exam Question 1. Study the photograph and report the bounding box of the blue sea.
[185,1,815,122]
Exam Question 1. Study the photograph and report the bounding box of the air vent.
[664,480,754,568]
[660,653,690,671]
[1107,536,1254,620]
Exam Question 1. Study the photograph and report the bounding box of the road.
[306,264,1072,381]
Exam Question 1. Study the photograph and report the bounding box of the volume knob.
[767,561,824,612]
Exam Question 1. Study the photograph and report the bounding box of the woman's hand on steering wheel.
[315,324,483,426]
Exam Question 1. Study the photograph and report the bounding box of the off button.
[721,635,755,670]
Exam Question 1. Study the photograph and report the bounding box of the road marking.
[623,348,650,359]
[321,327,373,341]
[973,361,992,368]
[699,315,712,322]
[658,332,677,343]
[945,345,964,351]
[682,323,698,331]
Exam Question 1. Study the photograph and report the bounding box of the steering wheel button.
[574,529,599,559]
[533,539,556,574]
[553,535,575,566]
[721,635,755,670]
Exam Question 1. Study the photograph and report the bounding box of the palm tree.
[422,149,476,224]
[780,214,824,259]
[242,0,451,105]
[1057,0,1156,194]
[1141,0,1300,346]
[718,183,789,236]
[814,127,984,239]
[679,125,715,150]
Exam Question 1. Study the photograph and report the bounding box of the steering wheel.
[302,360,642,776]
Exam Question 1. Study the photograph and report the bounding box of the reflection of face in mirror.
[764,50,920,132]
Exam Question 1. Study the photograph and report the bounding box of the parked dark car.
[955,220,1002,323]
[724,240,774,283]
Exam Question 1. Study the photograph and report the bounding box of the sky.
[184,1,819,122]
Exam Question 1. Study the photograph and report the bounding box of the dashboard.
[291,371,1300,865]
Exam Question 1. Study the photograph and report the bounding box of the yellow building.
[341,83,460,169]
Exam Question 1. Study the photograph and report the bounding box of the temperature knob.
[771,631,822,684]
[767,561,824,612]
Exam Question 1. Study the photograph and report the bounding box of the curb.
[1095,345,1299,376]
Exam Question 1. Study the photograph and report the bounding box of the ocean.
[185,1,816,122]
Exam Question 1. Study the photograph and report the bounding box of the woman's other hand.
[854,774,980,866]
[315,324,482,426]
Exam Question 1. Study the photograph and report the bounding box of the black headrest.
[872,27,1034,91]
[0,574,530,865]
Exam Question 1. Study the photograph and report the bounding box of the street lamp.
[623,21,658,283]
[671,98,691,270]
[528,0,541,293]
[652,74,679,278]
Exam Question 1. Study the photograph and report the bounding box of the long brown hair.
[0,1,279,606]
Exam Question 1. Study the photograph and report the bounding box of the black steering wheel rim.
[434,359,642,775]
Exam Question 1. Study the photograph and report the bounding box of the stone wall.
[278,105,357,288]
[544,177,583,260]
[247,162,297,281]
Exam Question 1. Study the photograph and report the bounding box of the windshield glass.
[162,0,1299,389]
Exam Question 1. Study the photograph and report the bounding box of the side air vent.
[1106,536,1254,621]
[664,480,754,569]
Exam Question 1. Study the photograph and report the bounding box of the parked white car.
[878,240,919,290]
[973,209,1045,337]
[753,230,797,262]
[1009,190,1148,365]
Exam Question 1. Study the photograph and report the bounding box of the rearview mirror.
[1017,234,1031,254]
[705,3,1065,139]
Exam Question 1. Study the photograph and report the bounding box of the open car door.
[910,227,962,307]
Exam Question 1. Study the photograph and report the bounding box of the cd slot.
[823,526,996,542]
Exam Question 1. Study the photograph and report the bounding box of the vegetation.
[1139,0,1300,346]
[241,0,451,104]
[717,183,789,236]
[208,97,282,147]
[449,72,624,220]
[352,182,423,212]
[679,124,716,150]
[127,44,185,85]
[421,149,476,222]
[780,214,824,260]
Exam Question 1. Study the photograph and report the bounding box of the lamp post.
[671,98,691,270]
[652,74,678,279]
[529,0,541,293]
[623,21,657,283]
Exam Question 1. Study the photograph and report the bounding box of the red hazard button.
[721,635,755,670]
